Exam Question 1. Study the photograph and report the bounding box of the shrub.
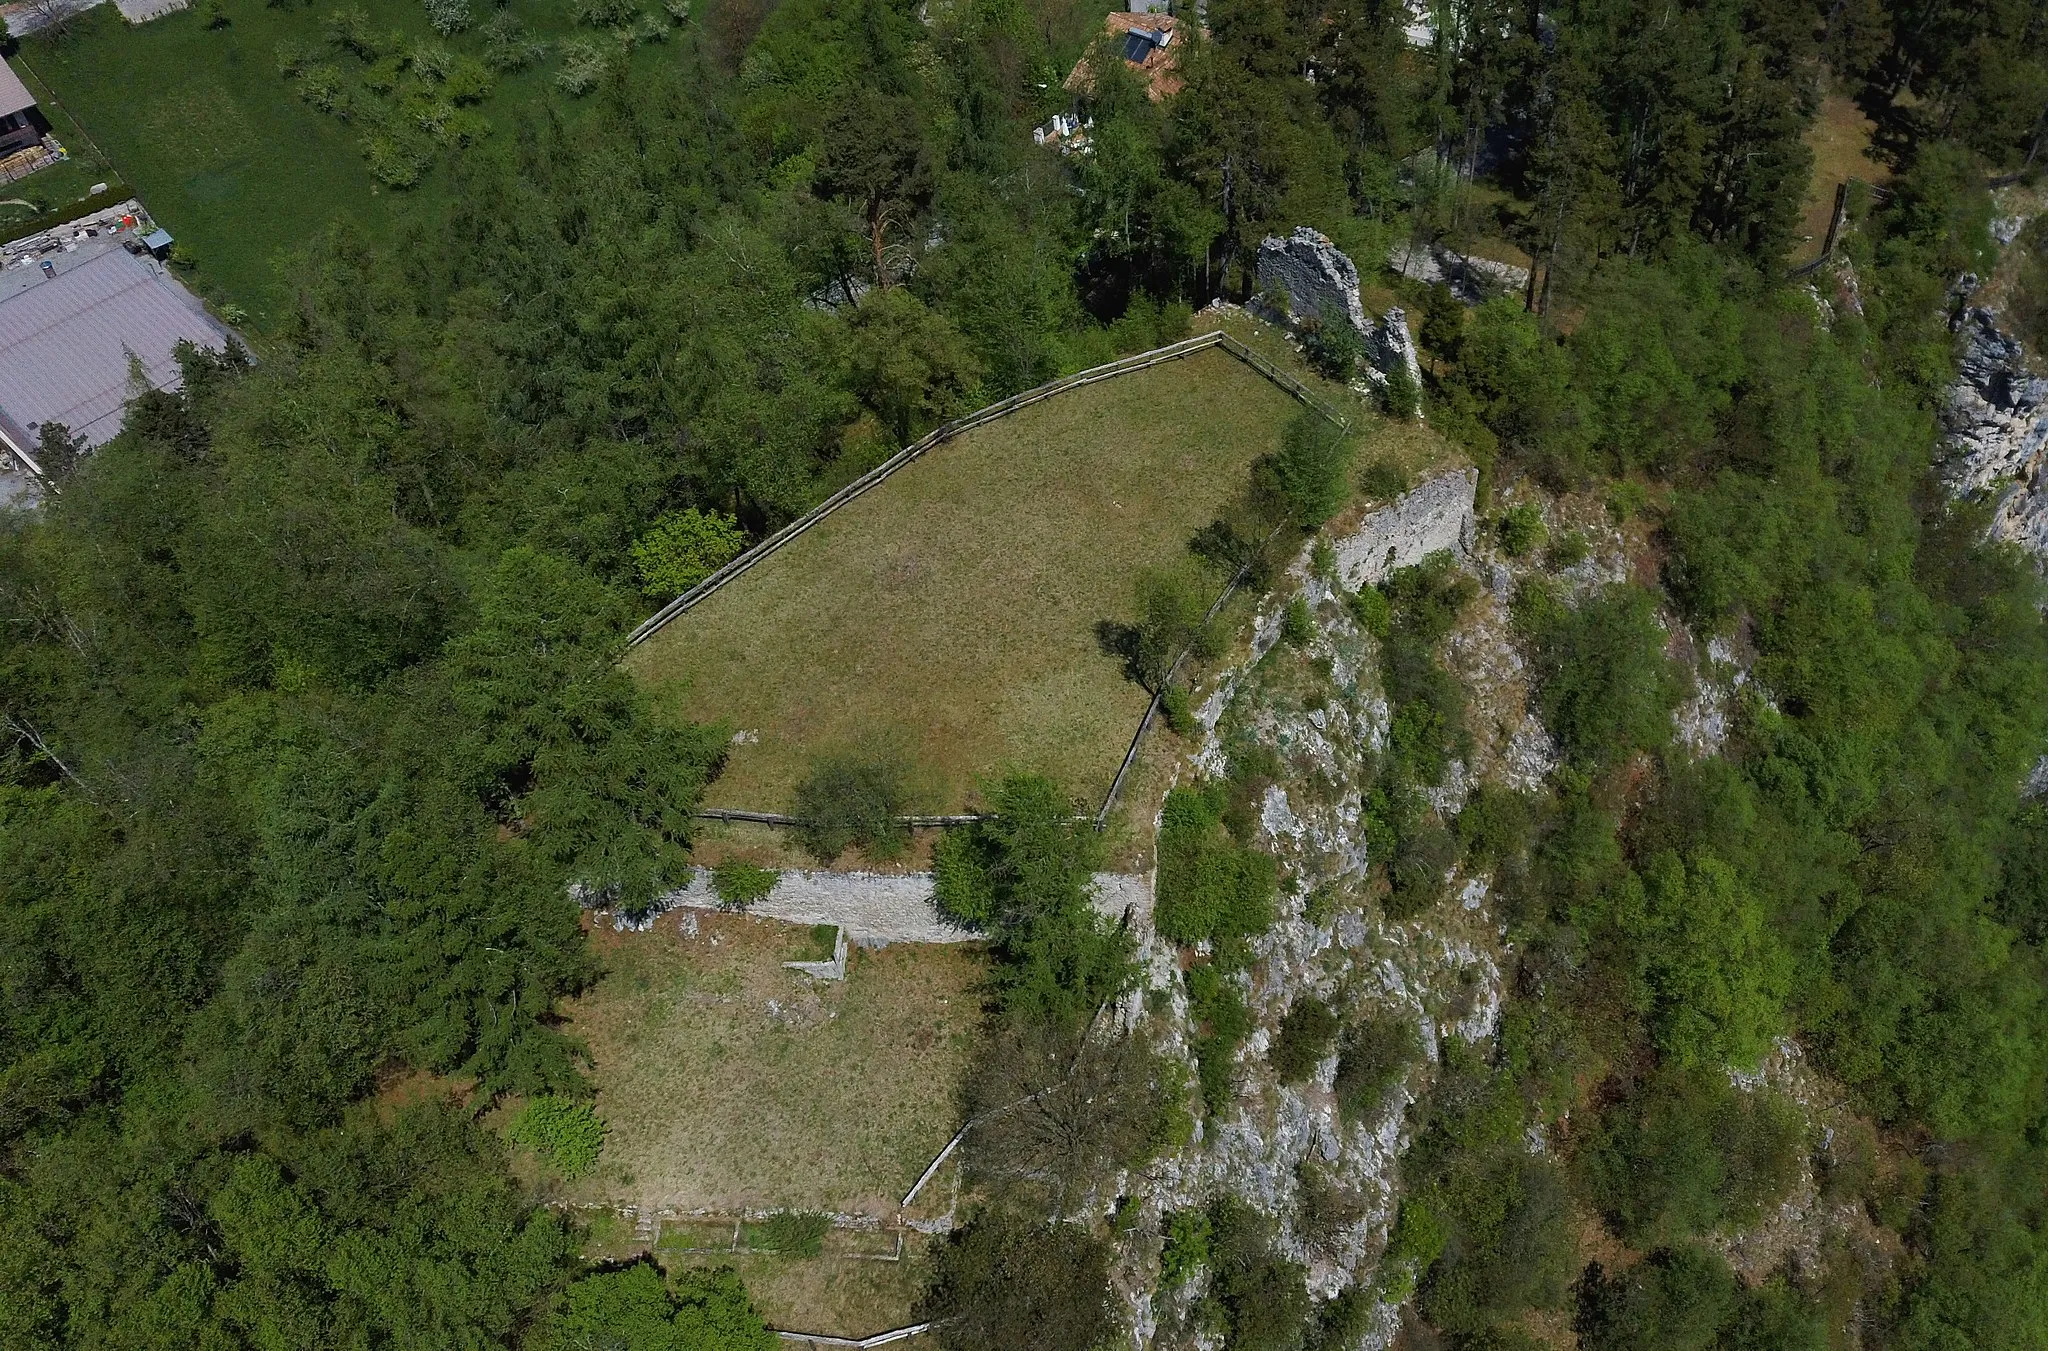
[752,1210,829,1256]
[1385,816,1457,918]
[712,860,778,909]
[1269,996,1340,1082]
[1206,1197,1311,1351]
[479,11,546,70]
[631,508,747,598]
[323,5,381,57]
[1304,316,1364,379]
[1581,1067,1804,1246]
[422,0,470,34]
[1099,566,1217,692]
[1359,455,1410,501]
[793,752,909,862]
[1333,1015,1418,1121]
[1255,409,1355,530]
[1279,595,1313,647]
[573,0,638,24]
[510,1096,606,1178]
[1187,961,1252,1109]
[1382,356,1420,419]
[1345,585,1390,638]
[1160,683,1196,737]
[1154,785,1276,946]
[1545,530,1589,569]
[555,36,611,94]
[1160,1207,1211,1284]
[1514,580,1678,773]
[920,1213,1117,1351]
[1495,502,1546,557]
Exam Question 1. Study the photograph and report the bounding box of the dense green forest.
[4,0,2048,1344]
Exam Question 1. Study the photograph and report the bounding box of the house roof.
[0,236,234,452]
[0,59,37,120]
[1064,12,1186,102]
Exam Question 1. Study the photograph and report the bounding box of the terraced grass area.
[626,342,1307,814]
[557,911,982,1217]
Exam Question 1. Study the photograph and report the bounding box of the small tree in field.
[793,751,910,862]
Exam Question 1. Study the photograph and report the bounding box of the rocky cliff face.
[1939,194,2048,556]
[1257,227,1372,334]
[1943,299,2048,553]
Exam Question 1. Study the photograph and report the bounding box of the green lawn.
[626,342,1306,814]
[14,0,607,330]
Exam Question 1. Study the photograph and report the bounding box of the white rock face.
[1257,226,1371,334]
[1364,307,1424,401]
[1332,470,1478,588]
[1391,240,1530,304]
[1942,302,2048,555]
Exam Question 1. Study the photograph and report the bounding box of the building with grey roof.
[0,58,44,157]
[0,223,235,468]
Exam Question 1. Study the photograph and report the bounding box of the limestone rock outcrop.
[1942,302,2048,555]
[1256,226,1369,333]
[1332,469,1477,588]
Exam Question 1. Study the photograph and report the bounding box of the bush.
[510,1096,606,1178]
[1495,502,1546,557]
[920,1213,1117,1351]
[1381,357,1420,419]
[555,36,611,94]
[1279,595,1313,647]
[1160,1207,1211,1285]
[631,507,747,598]
[1345,585,1390,638]
[1581,1068,1804,1247]
[752,1210,829,1256]
[1154,785,1276,946]
[712,860,778,909]
[1160,683,1196,737]
[792,752,909,862]
[1206,1197,1312,1351]
[1359,455,1410,501]
[1099,566,1217,692]
[1514,580,1678,773]
[422,0,470,34]
[1268,996,1340,1082]
[1255,409,1356,530]
[1304,316,1364,380]
[1333,1015,1418,1121]
[480,11,546,70]
[1545,530,1588,569]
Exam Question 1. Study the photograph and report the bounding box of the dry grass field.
[626,343,1306,814]
[557,912,983,1217]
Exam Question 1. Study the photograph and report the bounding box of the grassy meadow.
[627,343,1308,815]
[558,911,982,1217]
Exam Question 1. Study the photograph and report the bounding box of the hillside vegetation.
[2,0,2047,1346]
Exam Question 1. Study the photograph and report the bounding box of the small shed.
[142,228,174,260]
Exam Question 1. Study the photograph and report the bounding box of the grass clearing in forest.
[557,911,982,1217]
[627,343,1306,814]
[1799,94,1892,252]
